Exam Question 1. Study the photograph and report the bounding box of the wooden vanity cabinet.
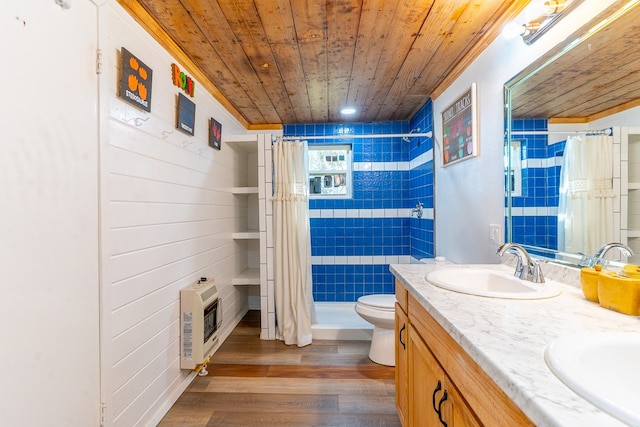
[395,284,409,426]
[408,323,481,427]
[395,305,409,425]
[395,280,534,427]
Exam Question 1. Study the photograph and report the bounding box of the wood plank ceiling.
[118,0,530,128]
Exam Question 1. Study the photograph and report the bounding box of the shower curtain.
[272,139,315,347]
[558,134,615,255]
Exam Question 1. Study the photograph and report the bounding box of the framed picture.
[119,47,153,112]
[441,83,478,166]
[209,117,222,150]
[176,93,196,136]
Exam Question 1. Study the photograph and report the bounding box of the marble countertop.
[390,262,640,427]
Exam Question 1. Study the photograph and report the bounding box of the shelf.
[628,182,640,190]
[232,268,260,285]
[231,187,259,194]
[222,134,258,143]
[627,231,640,238]
[223,135,258,153]
[232,231,260,239]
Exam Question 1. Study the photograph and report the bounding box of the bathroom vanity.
[395,279,531,426]
[391,263,639,427]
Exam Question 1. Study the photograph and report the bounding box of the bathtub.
[311,302,373,340]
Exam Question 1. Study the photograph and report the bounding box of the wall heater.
[180,278,222,370]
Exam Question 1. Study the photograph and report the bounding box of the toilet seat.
[357,294,395,311]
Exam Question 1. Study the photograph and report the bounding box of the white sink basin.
[545,333,640,426]
[425,268,561,299]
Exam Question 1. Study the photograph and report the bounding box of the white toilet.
[355,294,396,366]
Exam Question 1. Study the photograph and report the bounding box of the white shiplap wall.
[101,3,255,425]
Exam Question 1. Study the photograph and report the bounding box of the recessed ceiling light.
[340,107,357,115]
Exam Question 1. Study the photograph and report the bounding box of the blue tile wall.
[312,265,395,302]
[511,215,558,248]
[409,100,435,260]
[311,218,410,256]
[311,170,410,210]
[283,104,435,302]
[507,118,564,250]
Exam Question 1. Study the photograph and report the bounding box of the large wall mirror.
[504,0,640,267]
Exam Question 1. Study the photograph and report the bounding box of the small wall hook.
[55,0,72,9]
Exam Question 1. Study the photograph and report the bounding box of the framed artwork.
[209,117,222,150]
[441,83,478,166]
[119,47,153,112]
[177,93,196,136]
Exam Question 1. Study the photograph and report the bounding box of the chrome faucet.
[412,201,423,219]
[497,243,545,283]
[593,243,634,267]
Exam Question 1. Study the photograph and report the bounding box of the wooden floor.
[159,311,401,426]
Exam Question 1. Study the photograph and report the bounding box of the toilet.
[355,294,396,366]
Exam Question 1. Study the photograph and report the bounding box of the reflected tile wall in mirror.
[507,118,565,250]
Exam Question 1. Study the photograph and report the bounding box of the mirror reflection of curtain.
[558,134,615,255]
[272,140,316,347]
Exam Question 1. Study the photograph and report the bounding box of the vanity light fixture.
[506,0,584,44]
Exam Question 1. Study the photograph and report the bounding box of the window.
[308,145,352,198]
[505,140,522,197]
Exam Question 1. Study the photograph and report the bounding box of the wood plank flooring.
[159,311,401,426]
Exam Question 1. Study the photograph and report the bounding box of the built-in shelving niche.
[227,136,261,291]
[223,134,275,339]
[624,128,640,263]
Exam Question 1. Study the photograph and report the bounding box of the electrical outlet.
[489,224,502,245]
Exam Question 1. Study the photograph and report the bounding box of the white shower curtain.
[558,134,615,255]
[272,139,315,347]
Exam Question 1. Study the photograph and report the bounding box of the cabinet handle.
[399,324,406,349]
[437,390,448,427]
[432,380,448,427]
[432,380,442,412]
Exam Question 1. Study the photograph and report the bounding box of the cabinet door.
[408,326,481,427]
[408,324,448,427]
[395,304,409,425]
[449,385,482,427]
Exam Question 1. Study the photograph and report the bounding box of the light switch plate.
[489,224,502,245]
